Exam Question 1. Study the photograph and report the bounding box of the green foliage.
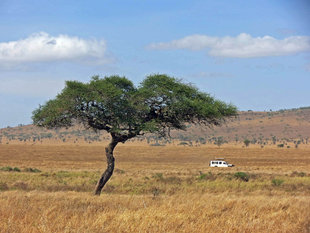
[198,137,207,144]
[13,167,21,172]
[234,172,249,182]
[0,166,13,172]
[197,171,216,181]
[150,142,166,146]
[272,179,284,186]
[214,136,225,147]
[0,166,20,172]
[32,74,237,142]
[178,141,189,146]
[243,139,251,147]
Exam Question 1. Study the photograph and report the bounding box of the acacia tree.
[32,74,237,195]
[244,139,251,147]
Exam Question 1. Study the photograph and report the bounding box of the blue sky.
[0,0,309,128]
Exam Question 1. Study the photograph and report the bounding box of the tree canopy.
[33,74,237,139]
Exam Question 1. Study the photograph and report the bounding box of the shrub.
[0,166,21,172]
[13,167,21,172]
[243,139,251,147]
[0,166,13,172]
[272,179,284,186]
[197,171,216,181]
[150,142,165,146]
[24,168,41,173]
[178,142,188,146]
[290,171,306,177]
[234,172,249,182]
[198,172,207,180]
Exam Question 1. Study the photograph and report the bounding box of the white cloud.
[148,33,310,58]
[0,32,107,65]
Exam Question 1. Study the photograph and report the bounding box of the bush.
[178,142,188,146]
[1,166,22,172]
[13,167,21,172]
[24,167,41,173]
[198,172,207,180]
[150,142,165,146]
[243,139,251,147]
[234,172,249,182]
[290,171,306,177]
[197,171,216,181]
[0,166,13,172]
[272,179,284,186]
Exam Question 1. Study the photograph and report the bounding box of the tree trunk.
[94,137,118,195]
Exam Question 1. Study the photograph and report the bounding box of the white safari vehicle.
[209,158,234,167]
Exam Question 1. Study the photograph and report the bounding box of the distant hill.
[1,107,309,147]
[172,107,310,146]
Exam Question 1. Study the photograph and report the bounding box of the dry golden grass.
[0,191,309,233]
[0,144,310,232]
[1,143,310,171]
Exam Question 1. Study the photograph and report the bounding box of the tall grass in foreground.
[0,191,309,233]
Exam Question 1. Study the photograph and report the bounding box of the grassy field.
[0,143,310,232]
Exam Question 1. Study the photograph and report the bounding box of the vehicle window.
[219,162,222,164]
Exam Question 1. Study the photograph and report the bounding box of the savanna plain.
[0,143,310,233]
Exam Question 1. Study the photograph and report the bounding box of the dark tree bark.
[94,137,118,195]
